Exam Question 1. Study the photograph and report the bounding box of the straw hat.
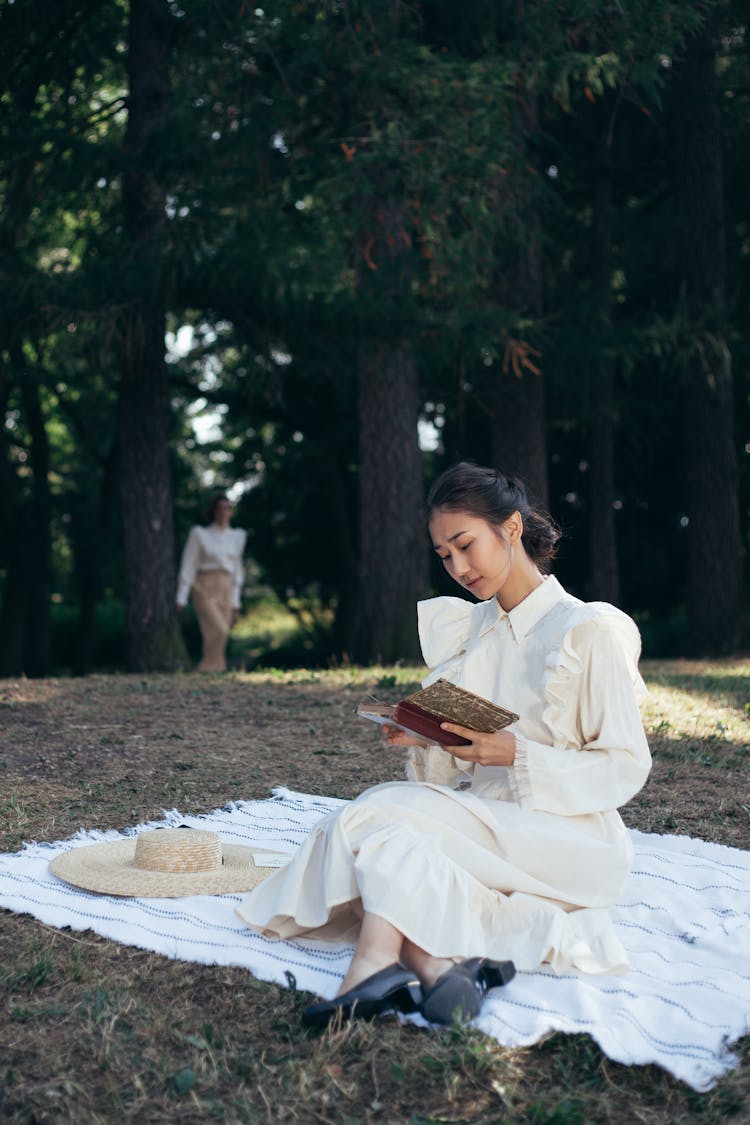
[49,827,282,898]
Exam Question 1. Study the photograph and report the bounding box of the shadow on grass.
[645,672,750,701]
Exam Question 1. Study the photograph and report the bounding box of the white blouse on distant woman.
[237,575,652,976]
[176,524,246,609]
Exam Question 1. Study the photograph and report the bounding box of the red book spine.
[393,701,472,747]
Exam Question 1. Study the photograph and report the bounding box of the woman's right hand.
[382,724,431,749]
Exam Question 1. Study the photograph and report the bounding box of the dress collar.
[495,574,567,641]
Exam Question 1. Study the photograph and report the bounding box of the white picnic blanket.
[0,787,748,1092]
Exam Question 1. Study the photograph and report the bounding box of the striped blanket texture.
[0,787,747,1092]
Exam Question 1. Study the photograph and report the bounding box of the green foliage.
[0,0,748,669]
[50,601,125,671]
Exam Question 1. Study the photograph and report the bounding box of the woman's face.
[429,508,515,601]
[213,499,234,527]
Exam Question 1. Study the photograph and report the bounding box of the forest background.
[1,0,749,678]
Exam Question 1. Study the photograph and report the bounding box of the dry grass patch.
[0,659,748,1122]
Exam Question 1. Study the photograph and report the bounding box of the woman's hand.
[438,724,517,767]
[382,724,430,750]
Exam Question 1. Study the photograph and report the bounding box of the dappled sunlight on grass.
[641,659,750,750]
[641,687,749,747]
[231,664,426,689]
[0,680,70,710]
[230,594,337,668]
[644,659,750,679]
[232,594,300,640]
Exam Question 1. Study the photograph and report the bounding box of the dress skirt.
[236,781,633,975]
[191,569,233,671]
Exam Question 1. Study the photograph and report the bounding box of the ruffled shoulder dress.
[236,576,652,975]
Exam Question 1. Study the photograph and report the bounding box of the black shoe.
[420,957,515,1025]
[301,963,424,1030]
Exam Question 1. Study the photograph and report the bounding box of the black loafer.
[301,963,423,1030]
[420,957,515,1025]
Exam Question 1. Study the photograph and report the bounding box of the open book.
[357,678,519,747]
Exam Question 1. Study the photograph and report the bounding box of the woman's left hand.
[382,724,430,749]
[438,724,517,767]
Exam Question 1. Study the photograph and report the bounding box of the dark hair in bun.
[427,462,560,571]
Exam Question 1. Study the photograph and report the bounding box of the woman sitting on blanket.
[237,461,652,1028]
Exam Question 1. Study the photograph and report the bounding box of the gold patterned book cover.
[358,679,518,747]
[401,679,519,733]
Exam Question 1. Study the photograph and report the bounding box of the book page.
[356,703,396,727]
[356,703,431,741]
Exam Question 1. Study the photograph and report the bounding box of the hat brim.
[49,838,282,898]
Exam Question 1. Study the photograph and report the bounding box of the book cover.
[357,679,518,747]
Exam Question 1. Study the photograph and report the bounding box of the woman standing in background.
[176,494,246,672]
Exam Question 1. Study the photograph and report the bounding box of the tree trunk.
[326,451,359,660]
[0,549,29,678]
[0,355,51,677]
[491,93,548,508]
[351,188,428,664]
[119,0,185,671]
[589,121,620,604]
[71,438,120,675]
[0,367,26,676]
[19,366,52,675]
[672,18,745,654]
[0,74,46,677]
[353,341,427,664]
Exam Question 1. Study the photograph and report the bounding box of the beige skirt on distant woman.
[191,569,234,672]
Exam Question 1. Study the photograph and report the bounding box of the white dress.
[236,576,652,975]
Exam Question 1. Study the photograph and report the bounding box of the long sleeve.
[509,615,651,816]
[231,530,247,609]
[176,527,201,607]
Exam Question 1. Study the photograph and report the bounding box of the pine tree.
[672,11,745,652]
[119,0,186,670]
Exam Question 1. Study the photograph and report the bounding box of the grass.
[0,659,748,1123]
